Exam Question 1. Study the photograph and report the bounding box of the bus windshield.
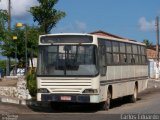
[37,45,98,76]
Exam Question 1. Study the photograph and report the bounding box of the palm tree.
[29,0,66,34]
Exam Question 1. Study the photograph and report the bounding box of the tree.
[29,0,66,34]
[143,39,153,48]
[27,26,41,67]
[0,9,11,60]
[0,60,6,75]
[0,10,8,40]
[0,24,40,67]
[12,26,40,67]
[0,60,16,75]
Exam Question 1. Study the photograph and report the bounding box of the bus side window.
[127,54,132,64]
[120,54,127,64]
[106,40,112,64]
[98,38,107,76]
[131,58,135,64]
[112,41,120,64]
[126,43,132,64]
[120,42,126,64]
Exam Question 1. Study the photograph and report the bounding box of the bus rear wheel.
[129,85,138,103]
[101,90,111,110]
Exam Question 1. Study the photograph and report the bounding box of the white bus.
[37,33,148,110]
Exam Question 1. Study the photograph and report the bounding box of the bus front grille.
[39,78,92,94]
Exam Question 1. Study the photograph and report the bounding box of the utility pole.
[156,16,159,79]
[6,0,11,76]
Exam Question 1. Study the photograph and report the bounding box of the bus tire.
[129,85,138,103]
[101,90,111,110]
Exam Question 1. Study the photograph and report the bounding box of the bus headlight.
[82,89,98,94]
[37,88,50,93]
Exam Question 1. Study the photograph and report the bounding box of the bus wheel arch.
[135,81,138,92]
[108,85,112,99]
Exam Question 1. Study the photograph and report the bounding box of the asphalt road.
[0,87,160,120]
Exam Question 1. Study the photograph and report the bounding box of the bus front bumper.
[38,94,100,103]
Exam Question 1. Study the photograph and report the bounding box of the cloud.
[138,17,155,32]
[75,21,87,32]
[54,21,87,33]
[0,0,38,19]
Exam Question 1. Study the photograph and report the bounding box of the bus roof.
[39,33,145,46]
[39,33,92,37]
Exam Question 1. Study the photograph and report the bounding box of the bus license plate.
[60,96,71,101]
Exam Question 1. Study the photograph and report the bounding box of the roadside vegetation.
[0,0,66,97]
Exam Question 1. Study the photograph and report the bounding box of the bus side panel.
[99,85,107,102]
[105,65,148,99]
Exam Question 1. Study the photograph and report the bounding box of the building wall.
[147,49,158,78]
[147,49,157,59]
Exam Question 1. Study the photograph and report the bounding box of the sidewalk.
[0,95,26,105]
[0,95,49,107]
[0,80,17,87]
[0,79,25,105]
[0,77,48,107]
[147,79,160,89]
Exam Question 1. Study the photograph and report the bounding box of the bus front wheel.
[101,90,111,110]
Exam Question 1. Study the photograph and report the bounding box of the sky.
[0,0,160,44]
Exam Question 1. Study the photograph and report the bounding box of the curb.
[0,96,49,108]
[0,96,26,105]
[155,80,160,82]
[147,79,160,88]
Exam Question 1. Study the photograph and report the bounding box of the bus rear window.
[40,35,93,43]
